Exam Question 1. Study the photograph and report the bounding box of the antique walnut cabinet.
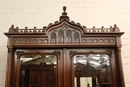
[4,6,125,87]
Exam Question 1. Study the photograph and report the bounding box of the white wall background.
[0,0,130,87]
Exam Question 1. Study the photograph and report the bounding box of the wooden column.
[117,47,125,87]
[63,49,67,87]
[5,47,13,87]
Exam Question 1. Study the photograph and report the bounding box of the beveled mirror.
[19,54,57,87]
[74,54,111,87]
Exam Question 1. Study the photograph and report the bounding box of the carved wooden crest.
[5,6,124,48]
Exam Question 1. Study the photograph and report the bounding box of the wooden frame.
[4,6,125,87]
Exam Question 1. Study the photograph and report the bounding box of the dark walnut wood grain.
[4,6,125,87]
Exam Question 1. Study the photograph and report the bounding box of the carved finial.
[54,21,58,23]
[34,26,36,29]
[33,26,37,33]
[25,27,28,29]
[43,26,46,29]
[63,6,66,13]
[11,24,14,28]
[110,26,113,32]
[102,26,104,29]
[60,6,69,21]
[9,24,15,33]
[83,26,87,29]
[114,24,117,28]
[113,24,120,32]
[16,27,19,29]
[71,21,75,24]
[77,22,81,25]
[24,27,28,33]
[101,26,104,32]
[14,27,19,32]
[48,23,52,26]
[110,26,112,29]
[93,26,95,32]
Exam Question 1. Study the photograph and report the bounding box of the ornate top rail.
[8,6,120,34]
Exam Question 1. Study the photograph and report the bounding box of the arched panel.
[66,30,72,43]
[73,32,80,43]
[58,30,64,43]
[50,33,57,44]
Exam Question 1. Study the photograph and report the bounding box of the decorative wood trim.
[53,50,61,59]
[105,50,113,58]
[69,50,77,59]
[82,37,116,44]
[14,38,48,45]
[4,6,125,87]
[16,50,24,57]
[13,37,116,45]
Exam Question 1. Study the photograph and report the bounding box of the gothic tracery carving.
[58,30,64,43]
[69,50,77,59]
[74,32,80,43]
[82,37,116,44]
[66,30,72,43]
[53,50,61,59]
[49,27,81,44]
[14,38,48,45]
[13,37,116,45]
[50,33,56,44]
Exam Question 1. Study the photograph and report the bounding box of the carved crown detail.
[9,6,120,34]
[6,6,122,46]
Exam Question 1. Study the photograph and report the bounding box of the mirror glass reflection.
[19,54,57,87]
[74,54,112,87]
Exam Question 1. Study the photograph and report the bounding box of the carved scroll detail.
[16,50,24,57]
[105,50,113,58]
[53,50,61,59]
[69,50,77,59]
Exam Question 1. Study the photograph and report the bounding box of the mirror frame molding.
[4,6,125,87]
[15,49,60,87]
[70,49,114,87]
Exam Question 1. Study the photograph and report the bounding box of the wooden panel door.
[30,71,43,87]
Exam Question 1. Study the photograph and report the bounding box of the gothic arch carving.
[4,6,125,87]
[7,6,121,47]
[49,25,81,44]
